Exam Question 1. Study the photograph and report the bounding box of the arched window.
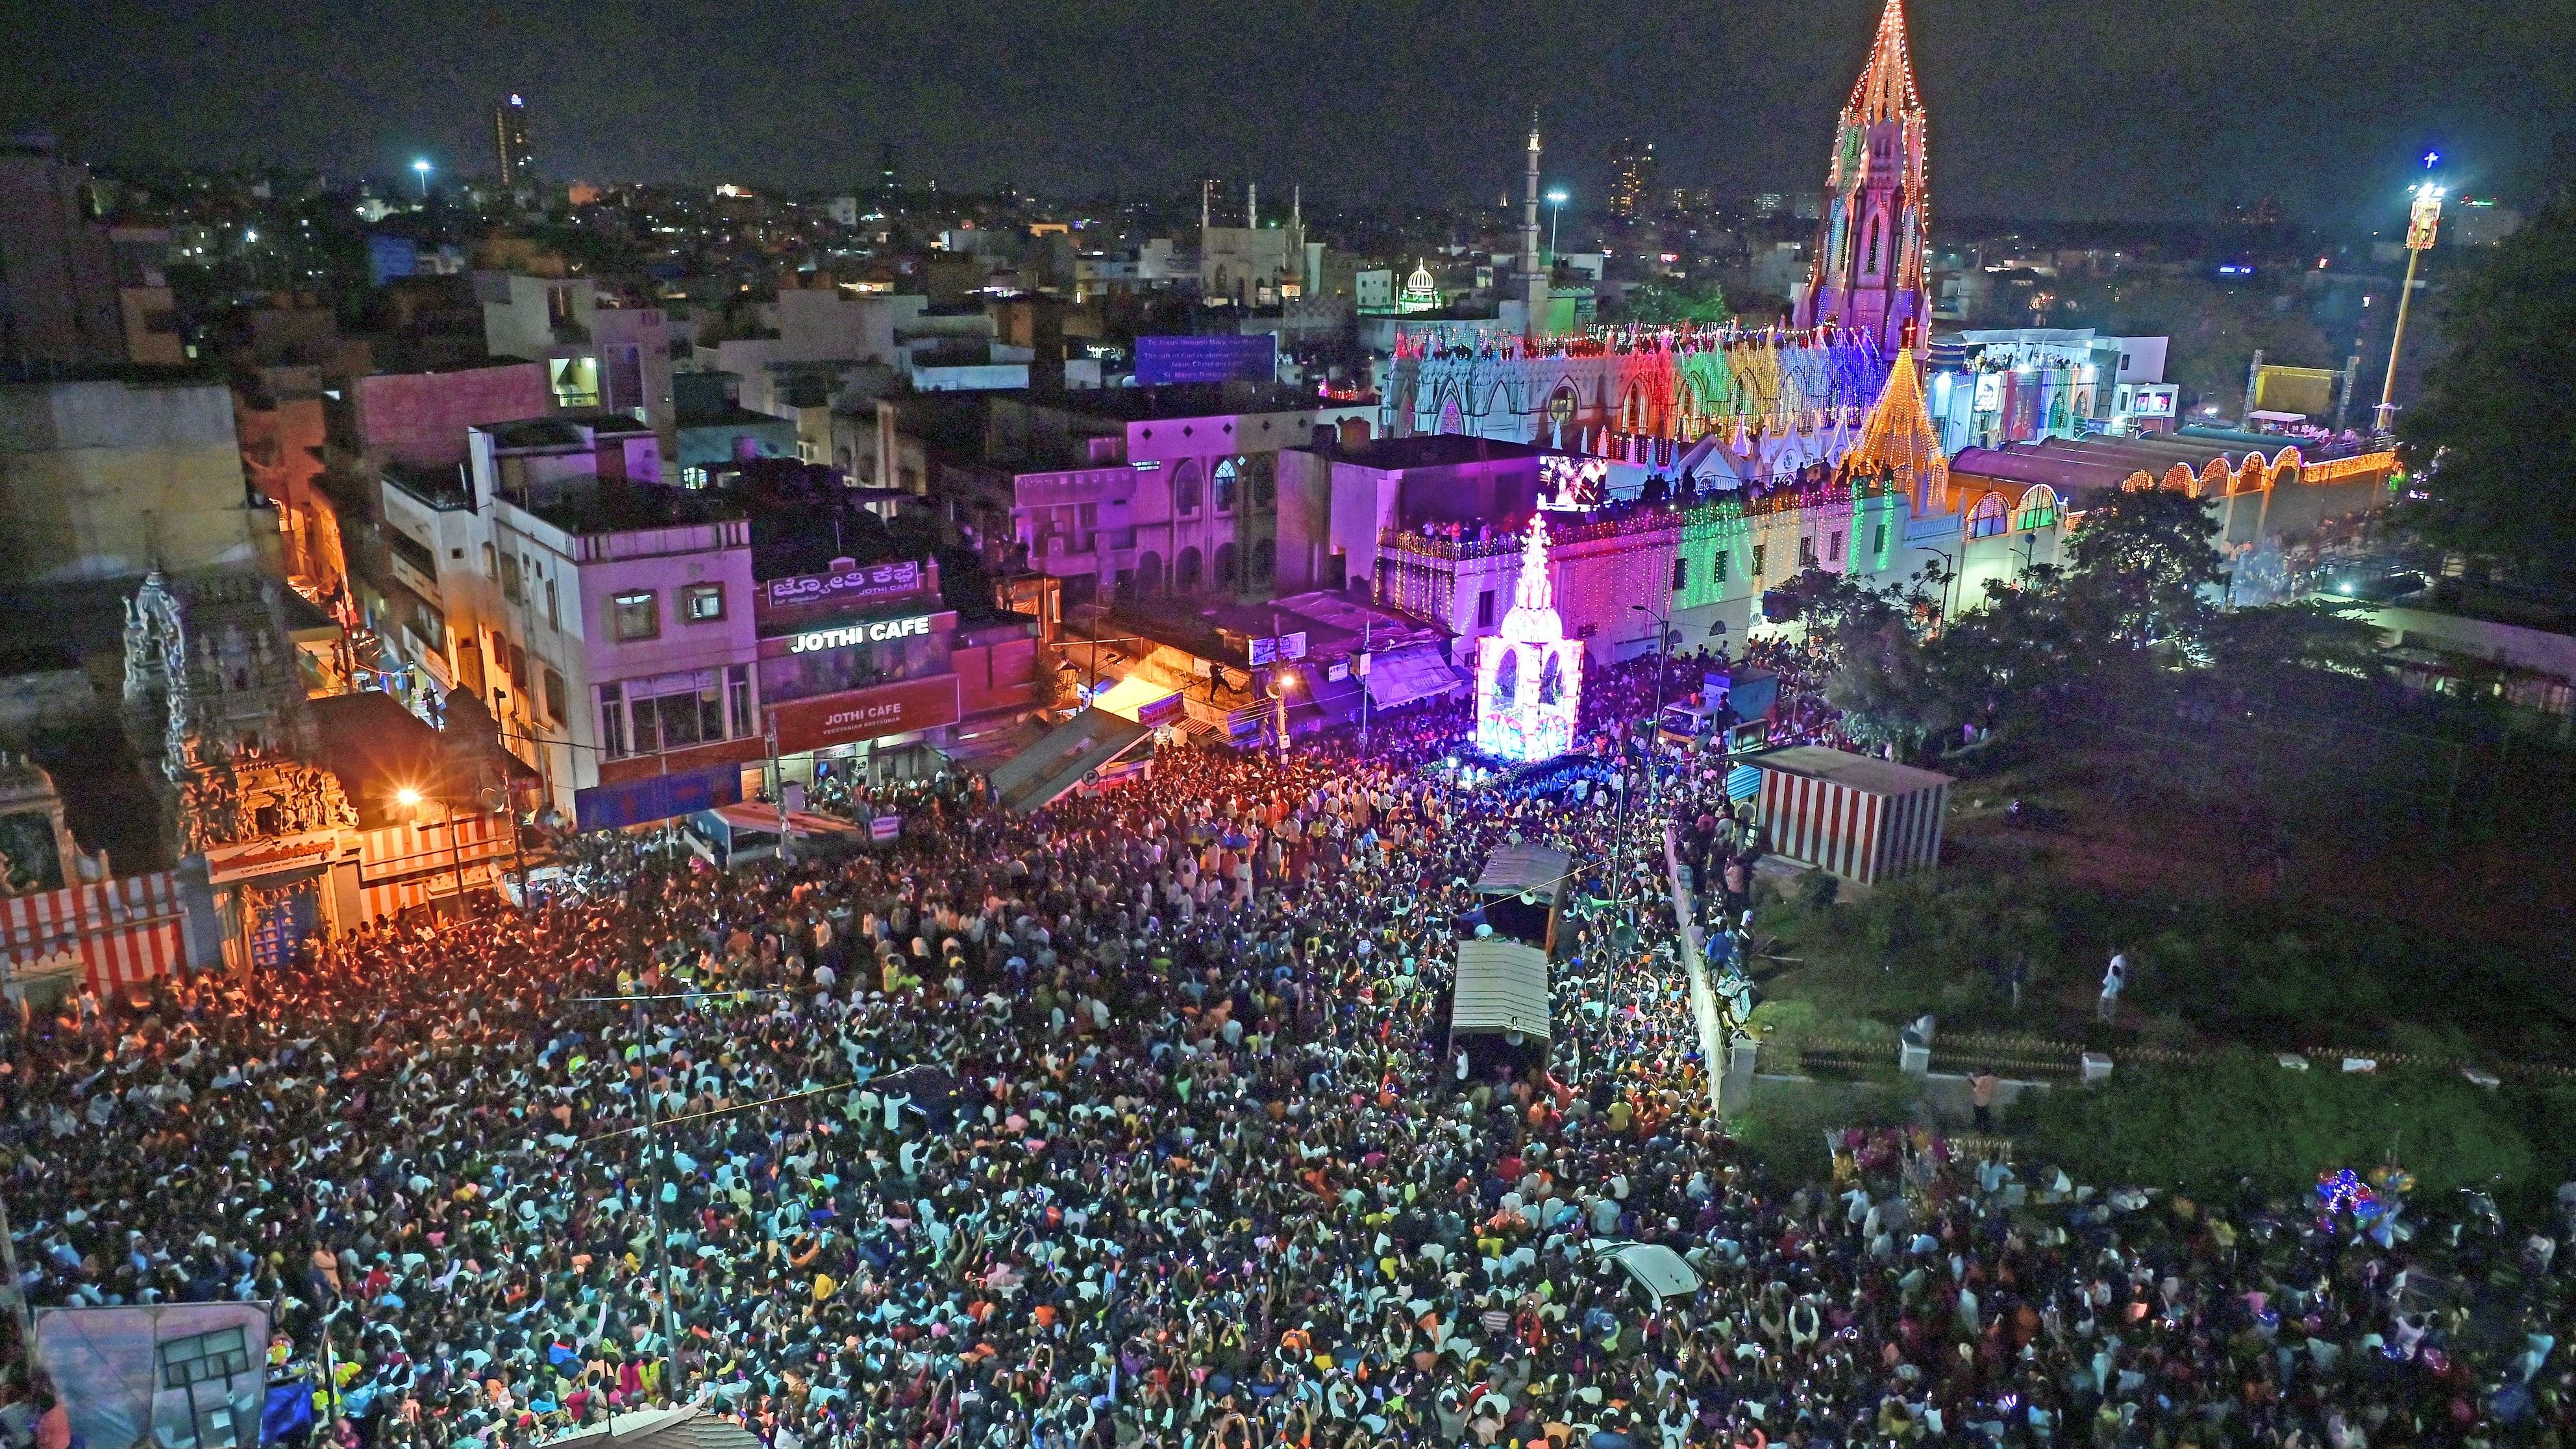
[1538,651,1563,706]
[1172,460,1203,515]
[1966,492,2011,539]
[1213,458,1239,512]
[1250,538,1274,582]
[1546,384,1578,447]
[1135,550,1164,596]
[1491,651,1520,708]
[1175,546,1203,591]
[1252,471,1274,509]
[1864,216,1883,277]
[1437,393,1465,436]
[2013,486,2061,531]
[1215,541,1239,586]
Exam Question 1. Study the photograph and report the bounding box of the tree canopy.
[2399,199,2576,589]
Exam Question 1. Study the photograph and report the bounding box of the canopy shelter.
[1363,643,1468,712]
[1474,841,1572,952]
[541,1406,763,1449]
[984,708,1153,814]
[1447,937,1551,1080]
[687,802,857,868]
[1587,1241,1704,1300]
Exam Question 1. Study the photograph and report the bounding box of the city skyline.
[6,0,2568,223]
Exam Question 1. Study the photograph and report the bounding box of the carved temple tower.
[1794,0,1929,354]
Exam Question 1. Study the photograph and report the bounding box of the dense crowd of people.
[1,652,2568,1449]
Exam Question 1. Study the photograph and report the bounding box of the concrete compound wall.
[0,380,276,584]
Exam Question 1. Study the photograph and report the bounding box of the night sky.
[7,0,2570,224]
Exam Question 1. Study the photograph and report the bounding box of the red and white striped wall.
[1,872,190,997]
[1755,764,1948,886]
[351,813,515,923]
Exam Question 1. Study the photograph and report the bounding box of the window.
[598,683,627,760]
[1672,556,1688,590]
[682,583,725,623]
[1253,473,1274,509]
[388,528,437,578]
[652,692,712,750]
[507,641,527,688]
[499,552,523,603]
[1713,549,1729,583]
[728,663,754,738]
[1967,493,2011,539]
[611,590,660,641]
[543,667,567,725]
[1872,522,1888,558]
[1172,462,1202,515]
[1829,530,1845,562]
[1476,589,1496,628]
[482,542,498,580]
[545,579,559,629]
[1799,536,1818,569]
[1751,544,1767,580]
[1213,458,1239,513]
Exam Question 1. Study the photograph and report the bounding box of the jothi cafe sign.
[769,675,962,754]
[787,614,934,653]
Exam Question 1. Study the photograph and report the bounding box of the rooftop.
[1297,434,1551,471]
[477,410,659,451]
[509,480,746,536]
[1039,381,1316,422]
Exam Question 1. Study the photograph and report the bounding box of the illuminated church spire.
[1500,515,1562,645]
[1793,0,1929,354]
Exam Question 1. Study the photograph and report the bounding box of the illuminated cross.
[2421,150,2439,169]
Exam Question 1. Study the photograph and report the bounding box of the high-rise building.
[1607,137,1655,220]
[494,94,534,190]
[1794,0,1929,354]
[878,140,899,197]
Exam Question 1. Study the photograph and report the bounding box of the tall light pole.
[1546,189,1569,269]
[2374,156,2443,436]
[412,158,432,200]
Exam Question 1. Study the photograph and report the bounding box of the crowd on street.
[1,652,2569,1449]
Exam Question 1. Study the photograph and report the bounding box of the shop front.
[767,673,965,789]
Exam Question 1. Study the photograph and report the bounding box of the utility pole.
[769,717,791,864]
[1357,619,1372,758]
[634,995,686,1404]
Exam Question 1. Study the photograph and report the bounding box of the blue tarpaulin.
[261,1383,313,1444]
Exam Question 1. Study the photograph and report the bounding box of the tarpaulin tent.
[1363,643,1467,711]
[32,1302,270,1449]
[1749,746,1951,884]
[1587,1241,1703,1300]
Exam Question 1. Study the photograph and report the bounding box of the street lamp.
[2375,164,2444,436]
[1545,189,1570,269]
[1919,547,1959,629]
[411,158,432,200]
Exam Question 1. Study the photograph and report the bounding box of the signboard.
[1326,662,1350,682]
[202,830,341,886]
[1248,632,1307,666]
[869,816,902,844]
[788,614,935,653]
[1135,691,1185,728]
[1248,636,1278,667]
[769,675,963,755]
[1280,631,1309,660]
[759,560,924,615]
[1134,333,1279,386]
[575,763,742,833]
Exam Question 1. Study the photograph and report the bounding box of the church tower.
[1794,0,1928,354]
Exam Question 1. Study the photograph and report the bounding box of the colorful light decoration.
[1475,518,1584,763]
[2314,1168,2383,1220]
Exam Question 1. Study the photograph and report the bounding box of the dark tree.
[2400,199,2576,589]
